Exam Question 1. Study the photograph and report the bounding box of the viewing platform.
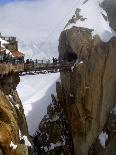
[0,62,73,78]
[0,33,25,78]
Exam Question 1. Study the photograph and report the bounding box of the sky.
[0,0,77,58]
[0,0,12,3]
[0,0,37,4]
[0,0,76,41]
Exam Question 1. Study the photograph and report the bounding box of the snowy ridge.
[65,0,116,42]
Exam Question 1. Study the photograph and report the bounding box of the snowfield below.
[17,73,60,135]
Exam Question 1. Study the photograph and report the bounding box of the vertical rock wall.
[58,27,116,155]
[0,73,34,155]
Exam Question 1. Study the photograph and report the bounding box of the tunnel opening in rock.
[66,52,77,62]
[59,43,77,63]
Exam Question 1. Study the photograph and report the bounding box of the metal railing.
[24,62,73,72]
[0,61,74,77]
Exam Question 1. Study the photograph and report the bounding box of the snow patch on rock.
[111,106,116,115]
[10,141,17,150]
[19,130,32,147]
[23,136,32,147]
[99,131,108,148]
[15,104,20,109]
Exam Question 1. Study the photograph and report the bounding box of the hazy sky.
[0,0,77,41]
[0,0,38,4]
[0,0,79,58]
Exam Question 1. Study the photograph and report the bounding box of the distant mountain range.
[18,40,59,60]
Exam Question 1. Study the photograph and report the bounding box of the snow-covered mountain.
[65,0,116,42]
[18,40,59,60]
[17,0,116,138]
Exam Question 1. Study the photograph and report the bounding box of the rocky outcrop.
[33,94,74,155]
[0,73,34,155]
[58,25,116,155]
[102,0,116,32]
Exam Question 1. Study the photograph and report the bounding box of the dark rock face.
[102,0,116,32]
[33,94,74,155]
[58,25,116,155]
[89,108,116,155]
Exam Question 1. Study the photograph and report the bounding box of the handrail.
[24,62,73,71]
[0,61,74,77]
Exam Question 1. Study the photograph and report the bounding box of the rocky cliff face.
[33,94,74,155]
[102,0,116,32]
[0,73,34,155]
[58,1,116,154]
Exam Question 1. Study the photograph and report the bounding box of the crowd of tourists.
[25,57,59,65]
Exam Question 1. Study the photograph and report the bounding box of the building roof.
[10,51,25,58]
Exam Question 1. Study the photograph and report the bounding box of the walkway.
[0,61,73,78]
[23,62,73,74]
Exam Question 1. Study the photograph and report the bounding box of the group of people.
[25,59,50,65]
[25,59,35,64]
[25,58,59,65]
[52,57,58,64]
